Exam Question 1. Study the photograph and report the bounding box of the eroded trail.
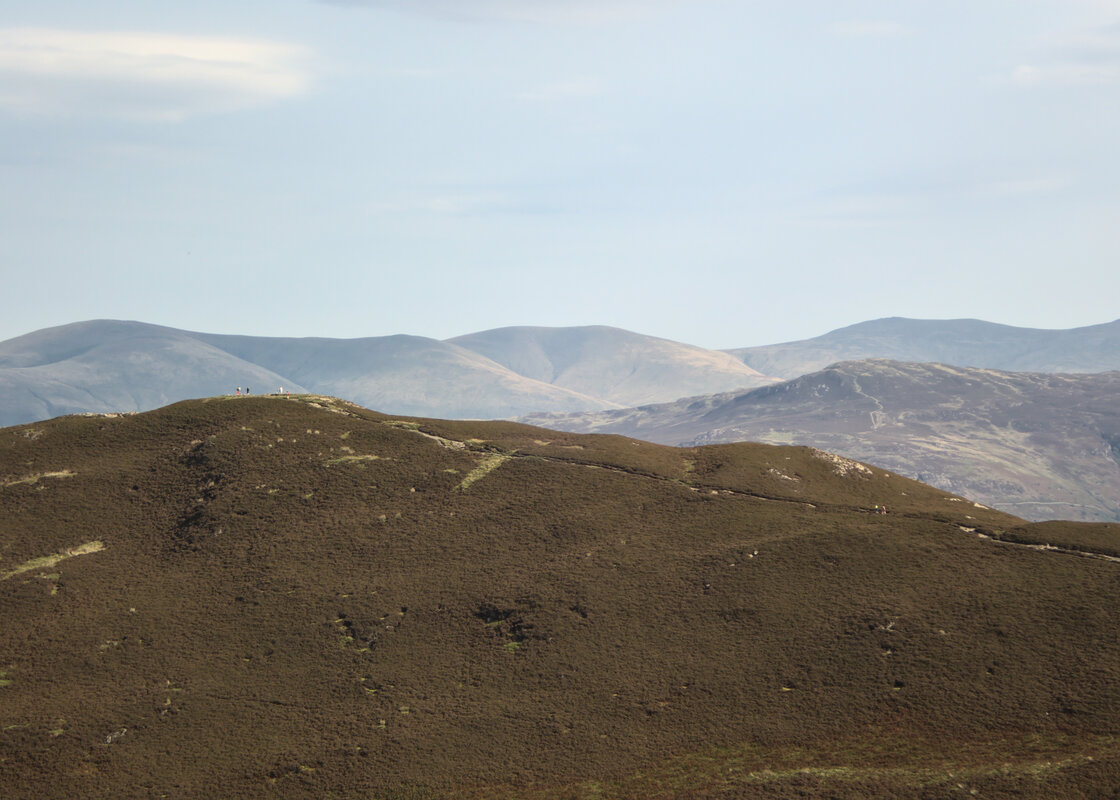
[976,531,1120,564]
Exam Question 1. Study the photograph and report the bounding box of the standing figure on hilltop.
[236,387,241,396]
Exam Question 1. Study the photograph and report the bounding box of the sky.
[1,0,1118,350]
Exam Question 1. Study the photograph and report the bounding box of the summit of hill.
[2,395,1119,798]
[448,325,777,407]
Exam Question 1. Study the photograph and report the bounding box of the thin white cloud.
[980,175,1072,197]
[1006,22,1120,87]
[0,28,311,120]
[368,188,561,216]
[828,20,910,39]
[370,191,512,216]
[797,191,914,230]
[1011,62,1120,86]
[325,0,673,25]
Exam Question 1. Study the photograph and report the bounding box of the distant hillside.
[0,321,307,427]
[725,317,1120,379]
[3,396,1119,798]
[524,360,1120,523]
[0,321,620,426]
[0,321,778,427]
[6,316,1120,430]
[449,325,777,407]
[192,331,614,420]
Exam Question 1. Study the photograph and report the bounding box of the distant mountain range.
[4,317,1120,522]
[727,316,1120,378]
[4,317,1120,429]
[0,320,775,427]
[524,360,1120,522]
[447,325,773,407]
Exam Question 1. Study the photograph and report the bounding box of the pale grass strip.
[1,541,105,581]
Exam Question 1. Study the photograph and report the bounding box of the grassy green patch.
[383,420,421,430]
[457,454,510,491]
[323,454,384,466]
[376,786,437,800]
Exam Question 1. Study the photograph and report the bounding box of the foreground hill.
[524,360,1120,523]
[2,396,1119,799]
[449,325,777,406]
[725,317,1120,379]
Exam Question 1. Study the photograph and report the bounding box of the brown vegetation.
[1,395,1118,798]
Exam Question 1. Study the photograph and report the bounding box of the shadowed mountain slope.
[2,396,1119,799]
[523,360,1120,523]
[449,325,777,406]
[726,317,1120,379]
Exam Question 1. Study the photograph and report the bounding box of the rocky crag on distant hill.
[2,395,1119,798]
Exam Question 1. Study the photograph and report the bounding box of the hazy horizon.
[3,0,1118,350]
[4,313,1120,353]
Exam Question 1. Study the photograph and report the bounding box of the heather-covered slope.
[524,360,1120,523]
[2,396,1118,799]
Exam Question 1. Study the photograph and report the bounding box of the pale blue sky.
[1,0,1118,348]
